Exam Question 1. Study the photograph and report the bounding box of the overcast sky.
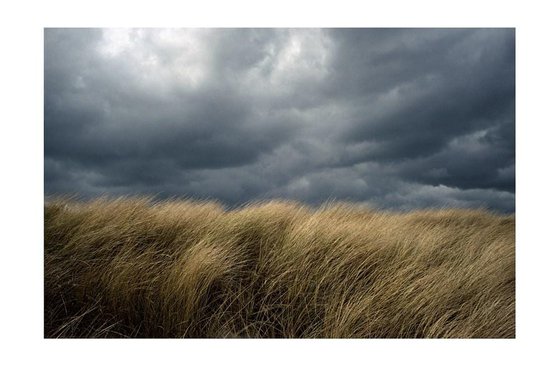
[44,28,515,212]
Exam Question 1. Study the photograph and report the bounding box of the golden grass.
[44,197,515,338]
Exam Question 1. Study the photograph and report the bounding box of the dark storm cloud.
[45,28,515,212]
[328,29,514,160]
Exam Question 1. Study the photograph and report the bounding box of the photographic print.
[44,28,515,338]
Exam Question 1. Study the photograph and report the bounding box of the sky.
[44,28,515,212]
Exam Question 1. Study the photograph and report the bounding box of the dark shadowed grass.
[44,197,514,338]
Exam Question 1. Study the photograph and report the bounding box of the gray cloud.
[45,28,515,212]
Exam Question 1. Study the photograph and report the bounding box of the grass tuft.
[45,197,514,338]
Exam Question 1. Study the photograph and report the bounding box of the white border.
[1,0,559,365]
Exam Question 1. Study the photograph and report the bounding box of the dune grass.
[44,197,515,338]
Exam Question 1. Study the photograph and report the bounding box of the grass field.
[44,197,515,338]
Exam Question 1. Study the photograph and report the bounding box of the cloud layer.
[45,28,515,212]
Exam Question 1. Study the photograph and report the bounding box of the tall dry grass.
[44,197,514,338]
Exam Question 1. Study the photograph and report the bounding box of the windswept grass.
[44,197,514,338]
